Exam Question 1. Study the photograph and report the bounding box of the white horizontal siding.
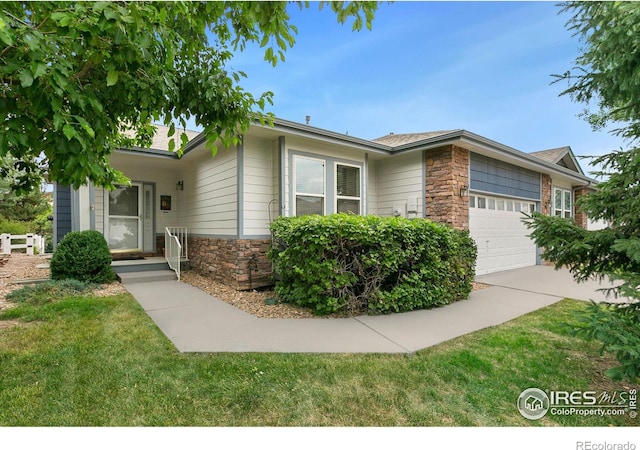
[94,188,104,234]
[181,147,238,236]
[271,144,281,223]
[367,159,378,216]
[243,136,276,236]
[376,152,423,218]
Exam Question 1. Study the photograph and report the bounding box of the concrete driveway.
[125,265,626,354]
[476,265,626,303]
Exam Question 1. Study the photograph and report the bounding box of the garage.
[469,194,538,275]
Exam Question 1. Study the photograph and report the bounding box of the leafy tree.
[0,153,51,222]
[525,2,640,382]
[0,1,378,192]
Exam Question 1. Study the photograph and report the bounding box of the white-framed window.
[335,163,361,214]
[292,154,363,216]
[293,155,325,216]
[554,188,573,218]
[469,193,537,214]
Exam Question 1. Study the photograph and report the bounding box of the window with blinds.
[336,163,361,214]
[292,154,362,216]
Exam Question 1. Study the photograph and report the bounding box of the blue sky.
[217,2,629,176]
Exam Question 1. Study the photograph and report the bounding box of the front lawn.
[0,292,636,426]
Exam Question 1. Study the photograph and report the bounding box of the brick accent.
[573,186,589,229]
[425,145,470,230]
[541,174,552,215]
[188,237,273,290]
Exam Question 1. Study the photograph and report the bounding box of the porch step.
[117,270,177,284]
[112,258,190,274]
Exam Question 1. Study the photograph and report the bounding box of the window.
[294,156,325,216]
[292,155,363,216]
[554,188,573,218]
[469,192,538,214]
[336,164,361,214]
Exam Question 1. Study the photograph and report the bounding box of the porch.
[112,227,189,284]
[113,256,191,284]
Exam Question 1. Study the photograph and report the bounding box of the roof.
[122,124,201,155]
[146,125,200,151]
[529,146,584,175]
[117,116,593,185]
[530,147,571,163]
[372,131,458,147]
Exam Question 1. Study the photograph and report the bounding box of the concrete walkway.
[124,265,623,354]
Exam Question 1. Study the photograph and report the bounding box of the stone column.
[541,174,552,215]
[425,145,470,230]
[573,186,589,229]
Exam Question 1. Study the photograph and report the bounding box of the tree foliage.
[0,1,378,192]
[525,2,640,382]
[555,2,640,139]
[0,153,51,222]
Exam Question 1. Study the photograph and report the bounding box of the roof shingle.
[372,131,457,147]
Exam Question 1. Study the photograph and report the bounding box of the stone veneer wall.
[188,237,273,290]
[573,186,589,229]
[540,174,554,265]
[425,145,470,230]
[541,174,552,215]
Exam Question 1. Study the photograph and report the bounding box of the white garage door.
[469,195,538,275]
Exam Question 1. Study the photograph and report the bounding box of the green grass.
[0,292,637,426]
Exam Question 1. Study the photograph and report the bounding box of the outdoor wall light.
[176,180,184,191]
[459,185,469,197]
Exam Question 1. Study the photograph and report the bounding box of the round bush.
[50,230,115,283]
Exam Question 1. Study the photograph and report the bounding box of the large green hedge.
[269,214,477,316]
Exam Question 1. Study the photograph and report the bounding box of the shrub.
[268,214,477,316]
[0,216,29,235]
[50,230,115,283]
[6,279,95,306]
[572,301,640,382]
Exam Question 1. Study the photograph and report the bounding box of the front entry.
[105,183,155,253]
[107,183,142,251]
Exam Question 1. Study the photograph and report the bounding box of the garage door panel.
[470,204,537,275]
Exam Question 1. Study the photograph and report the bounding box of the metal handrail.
[165,227,187,281]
